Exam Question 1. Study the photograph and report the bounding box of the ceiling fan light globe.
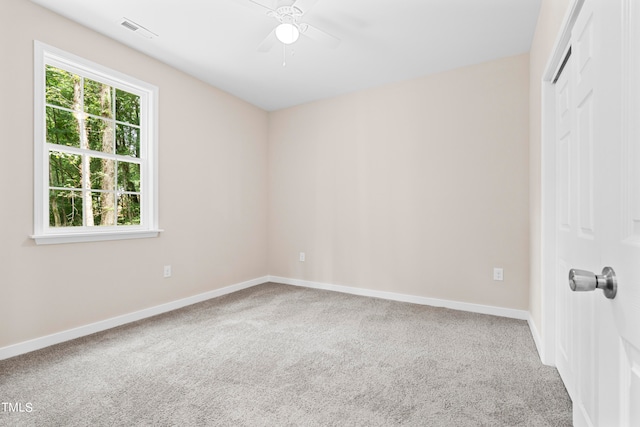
[275,23,299,44]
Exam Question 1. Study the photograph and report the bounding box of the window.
[33,41,160,244]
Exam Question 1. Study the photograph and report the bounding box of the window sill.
[31,229,163,245]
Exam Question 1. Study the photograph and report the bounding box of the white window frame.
[32,41,160,245]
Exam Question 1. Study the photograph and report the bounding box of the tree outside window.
[34,42,158,244]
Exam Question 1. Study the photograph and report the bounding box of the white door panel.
[608,1,640,425]
[552,0,640,426]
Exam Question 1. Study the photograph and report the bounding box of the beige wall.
[268,54,530,310]
[0,0,268,348]
[2,0,547,351]
[528,0,572,332]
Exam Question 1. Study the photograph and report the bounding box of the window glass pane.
[116,124,140,157]
[49,152,81,189]
[86,116,114,153]
[118,193,141,225]
[46,107,80,147]
[91,192,116,226]
[118,161,140,192]
[45,65,78,109]
[84,78,113,118]
[89,157,115,190]
[50,190,82,227]
[37,44,156,239]
[116,89,140,125]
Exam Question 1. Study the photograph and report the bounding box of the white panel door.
[554,0,640,426]
[553,52,575,405]
[554,2,600,423]
[602,0,640,425]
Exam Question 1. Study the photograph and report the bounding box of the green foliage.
[46,66,76,109]
[116,124,140,157]
[91,192,116,226]
[84,78,112,118]
[116,161,141,225]
[49,152,81,189]
[49,190,82,227]
[46,65,142,228]
[46,107,80,147]
[118,162,140,192]
[89,157,115,190]
[118,193,141,225]
[115,89,140,126]
[85,117,112,152]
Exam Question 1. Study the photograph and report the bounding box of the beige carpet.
[0,282,571,426]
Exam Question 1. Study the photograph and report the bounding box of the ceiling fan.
[247,0,340,52]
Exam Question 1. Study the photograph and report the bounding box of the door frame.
[539,0,584,366]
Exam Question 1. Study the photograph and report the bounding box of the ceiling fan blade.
[300,23,340,49]
[292,0,320,15]
[257,28,278,52]
[248,0,276,13]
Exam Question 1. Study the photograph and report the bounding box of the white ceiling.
[30,0,541,111]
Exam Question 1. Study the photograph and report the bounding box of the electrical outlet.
[493,268,504,281]
[163,265,172,278]
[299,252,305,262]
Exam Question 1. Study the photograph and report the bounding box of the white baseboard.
[2,275,533,361]
[527,315,551,366]
[268,276,529,320]
[0,276,268,361]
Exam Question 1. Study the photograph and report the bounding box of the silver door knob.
[568,267,617,299]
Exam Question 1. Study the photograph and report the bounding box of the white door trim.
[539,0,585,366]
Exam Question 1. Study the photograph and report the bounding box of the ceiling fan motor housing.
[268,6,303,25]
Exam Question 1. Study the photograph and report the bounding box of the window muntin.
[34,42,159,244]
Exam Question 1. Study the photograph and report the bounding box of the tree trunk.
[74,77,94,226]
[51,196,62,227]
[99,84,115,226]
